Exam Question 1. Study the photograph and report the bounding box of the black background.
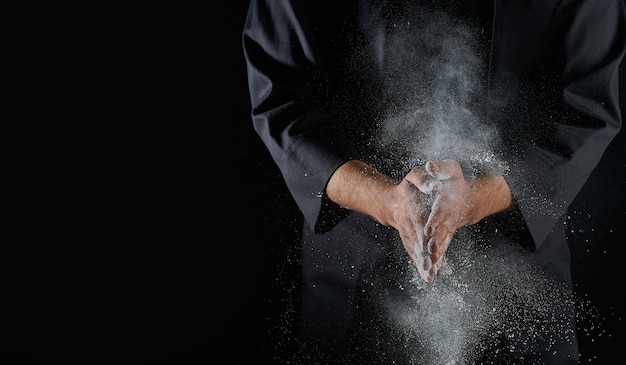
[1,2,624,364]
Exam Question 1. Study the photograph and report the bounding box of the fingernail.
[426,161,437,175]
[427,236,436,254]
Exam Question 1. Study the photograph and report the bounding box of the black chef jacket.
[243,0,626,363]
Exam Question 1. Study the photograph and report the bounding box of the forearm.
[326,160,398,227]
[465,174,516,225]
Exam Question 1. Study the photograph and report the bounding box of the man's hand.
[326,160,439,282]
[413,159,517,281]
[386,166,439,282]
[415,160,471,276]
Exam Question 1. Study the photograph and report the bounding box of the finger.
[427,222,452,262]
[432,230,453,269]
[409,197,437,283]
[426,236,442,275]
[434,258,442,271]
[414,242,432,272]
[424,204,445,237]
[406,165,444,193]
[433,256,444,274]
[415,219,426,249]
[424,195,453,237]
[426,236,437,256]
[418,176,443,194]
[422,271,435,283]
[424,255,438,283]
[429,263,438,281]
[425,159,462,181]
[414,237,438,284]
[404,166,438,193]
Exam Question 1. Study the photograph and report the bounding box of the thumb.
[425,159,462,181]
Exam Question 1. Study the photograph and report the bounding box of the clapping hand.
[404,159,472,282]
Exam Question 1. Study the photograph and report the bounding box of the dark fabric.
[298,213,579,364]
[243,0,625,363]
[489,0,626,250]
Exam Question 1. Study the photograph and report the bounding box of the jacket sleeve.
[242,0,362,233]
[492,0,626,250]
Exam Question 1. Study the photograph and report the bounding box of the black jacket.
[243,1,625,362]
[243,0,625,251]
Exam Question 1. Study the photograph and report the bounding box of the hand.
[417,159,515,278]
[417,160,472,276]
[325,160,440,282]
[387,166,440,283]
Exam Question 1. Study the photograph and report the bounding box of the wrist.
[326,160,397,225]
[468,174,514,224]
